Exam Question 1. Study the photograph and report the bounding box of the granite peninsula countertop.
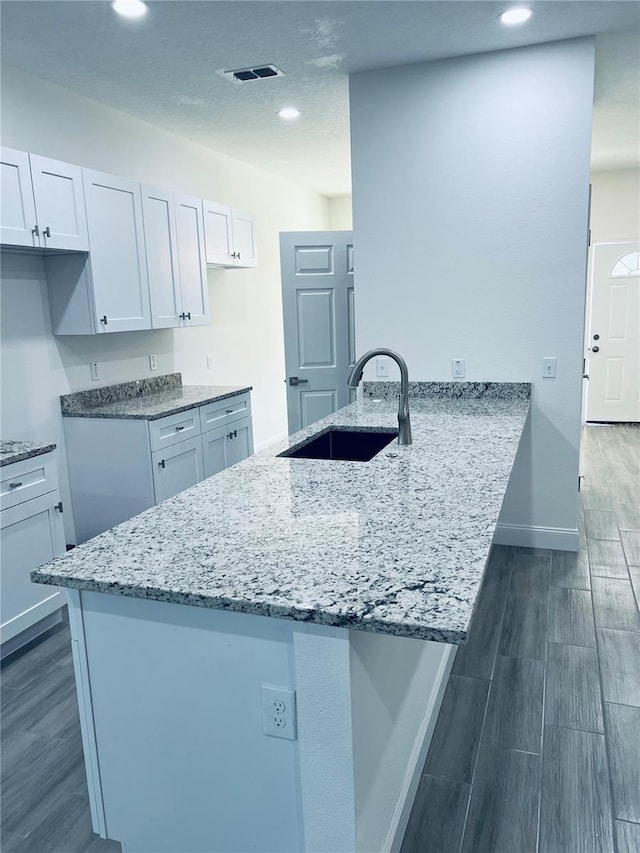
[1,439,57,467]
[60,373,251,420]
[35,382,530,644]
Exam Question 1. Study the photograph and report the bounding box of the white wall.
[350,39,595,548]
[590,167,640,242]
[1,66,329,540]
[328,195,353,230]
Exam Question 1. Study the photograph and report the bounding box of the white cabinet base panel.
[68,591,453,853]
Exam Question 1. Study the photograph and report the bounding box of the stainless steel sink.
[278,427,398,462]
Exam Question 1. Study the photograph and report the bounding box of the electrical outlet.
[376,357,389,379]
[452,359,465,379]
[543,357,557,378]
[149,354,157,371]
[90,362,99,382]
[206,354,214,370]
[262,685,296,740]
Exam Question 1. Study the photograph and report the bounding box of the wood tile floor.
[402,424,640,853]
[1,425,638,852]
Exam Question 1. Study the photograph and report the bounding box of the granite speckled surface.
[363,381,531,400]
[34,384,530,643]
[60,373,252,420]
[0,440,56,467]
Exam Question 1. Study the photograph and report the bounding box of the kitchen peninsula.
[33,382,530,853]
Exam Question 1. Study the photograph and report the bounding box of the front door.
[280,232,355,434]
[587,242,640,423]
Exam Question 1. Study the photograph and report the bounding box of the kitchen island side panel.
[79,591,303,853]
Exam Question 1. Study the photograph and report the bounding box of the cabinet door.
[142,185,182,329]
[30,154,89,251]
[152,437,203,504]
[231,209,258,268]
[201,424,228,479]
[0,146,38,248]
[0,492,65,643]
[202,199,233,266]
[225,419,254,468]
[175,195,209,326]
[83,169,151,332]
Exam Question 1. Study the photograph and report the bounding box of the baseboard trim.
[494,523,578,551]
[384,644,457,853]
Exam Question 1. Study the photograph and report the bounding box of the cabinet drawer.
[148,409,201,452]
[0,453,58,510]
[199,393,251,433]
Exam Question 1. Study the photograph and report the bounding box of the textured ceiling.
[1,1,639,195]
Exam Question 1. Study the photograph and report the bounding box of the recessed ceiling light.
[277,108,301,120]
[499,7,533,25]
[112,0,148,19]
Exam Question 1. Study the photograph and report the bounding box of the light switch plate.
[543,357,557,378]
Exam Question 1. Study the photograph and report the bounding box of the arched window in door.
[611,251,640,277]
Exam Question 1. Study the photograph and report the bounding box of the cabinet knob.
[101,315,108,325]
[43,226,51,238]
[32,225,40,237]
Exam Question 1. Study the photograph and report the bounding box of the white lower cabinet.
[152,437,204,504]
[0,452,65,648]
[65,393,254,544]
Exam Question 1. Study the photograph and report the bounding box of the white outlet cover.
[262,685,296,740]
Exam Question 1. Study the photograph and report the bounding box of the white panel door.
[231,209,258,268]
[142,185,182,329]
[29,154,89,251]
[152,437,204,503]
[0,493,65,643]
[83,169,151,332]
[280,232,355,433]
[587,242,640,422]
[175,195,209,326]
[202,199,233,266]
[0,146,38,247]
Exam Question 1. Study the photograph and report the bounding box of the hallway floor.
[1,425,638,852]
[402,424,640,853]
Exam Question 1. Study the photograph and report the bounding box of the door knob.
[288,377,309,386]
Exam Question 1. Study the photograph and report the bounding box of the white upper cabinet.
[0,147,88,251]
[203,199,234,266]
[83,168,152,332]
[0,147,38,248]
[142,185,182,329]
[29,154,89,251]
[231,209,258,268]
[175,195,209,326]
[203,199,257,269]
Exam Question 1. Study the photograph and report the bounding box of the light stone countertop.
[33,387,530,643]
[61,382,252,421]
[0,439,57,467]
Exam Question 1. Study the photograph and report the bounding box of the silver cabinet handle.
[9,481,23,488]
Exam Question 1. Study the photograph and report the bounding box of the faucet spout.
[348,348,412,445]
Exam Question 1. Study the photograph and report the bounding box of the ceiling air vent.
[224,65,285,83]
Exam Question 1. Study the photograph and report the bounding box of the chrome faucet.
[347,348,412,445]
